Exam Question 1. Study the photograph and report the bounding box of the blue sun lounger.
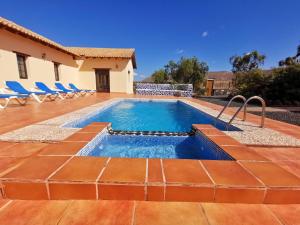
[0,93,29,109]
[69,83,95,95]
[55,82,82,97]
[5,81,57,103]
[35,82,74,99]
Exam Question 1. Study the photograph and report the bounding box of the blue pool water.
[78,132,233,160]
[66,100,240,132]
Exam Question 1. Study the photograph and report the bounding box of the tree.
[267,64,300,105]
[279,57,297,67]
[234,69,273,98]
[173,57,208,91]
[164,60,177,82]
[151,69,168,83]
[230,51,266,73]
[279,45,300,67]
[150,57,208,91]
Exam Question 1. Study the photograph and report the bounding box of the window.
[16,54,28,79]
[54,62,60,81]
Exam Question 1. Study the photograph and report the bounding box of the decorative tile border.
[135,83,193,97]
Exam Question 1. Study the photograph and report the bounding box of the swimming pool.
[65,99,240,132]
[77,131,233,160]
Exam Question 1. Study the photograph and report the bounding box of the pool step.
[107,127,195,136]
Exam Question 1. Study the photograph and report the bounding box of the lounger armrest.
[2,87,18,95]
[4,87,13,92]
[30,87,40,92]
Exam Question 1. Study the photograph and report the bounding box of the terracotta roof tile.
[0,17,137,68]
[67,47,137,68]
[0,17,75,55]
[67,47,135,58]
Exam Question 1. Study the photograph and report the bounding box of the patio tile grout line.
[198,160,216,201]
[131,201,137,225]
[145,159,148,201]
[95,157,111,200]
[263,204,285,225]
[198,203,212,225]
[54,200,74,225]
[0,200,12,212]
[0,143,19,151]
[160,159,166,201]
[237,161,268,203]
[45,155,77,200]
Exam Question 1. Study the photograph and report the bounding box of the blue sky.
[1,0,300,80]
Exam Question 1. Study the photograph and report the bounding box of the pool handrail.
[228,96,266,128]
[216,95,247,120]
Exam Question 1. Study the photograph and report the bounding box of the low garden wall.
[135,83,193,97]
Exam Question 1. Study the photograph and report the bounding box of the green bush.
[233,65,300,106]
[266,65,300,105]
[152,69,168,83]
[234,69,274,99]
[150,57,209,90]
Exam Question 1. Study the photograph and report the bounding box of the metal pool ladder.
[216,95,247,121]
[217,95,266,128]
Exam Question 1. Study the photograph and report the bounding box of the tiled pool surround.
[1,122,300,204]
[0,98,299,147]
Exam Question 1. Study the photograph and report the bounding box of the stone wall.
[135,83,193,97]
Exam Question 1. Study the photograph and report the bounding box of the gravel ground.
[199,97,247,107]
[250,111,300,126]
[199,97,300,126]
[183,100,300,146]
[0,125,79,142]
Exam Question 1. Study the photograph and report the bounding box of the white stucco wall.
[0,29,78,90]
[0,29,135,93]
[78,58,134,93]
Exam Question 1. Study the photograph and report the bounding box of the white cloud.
[202,31,208,37]
[175,49,184,54]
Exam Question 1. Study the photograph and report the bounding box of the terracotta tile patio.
[0,122,299,203]
[0,93,300,223]
[0,200,300,225]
